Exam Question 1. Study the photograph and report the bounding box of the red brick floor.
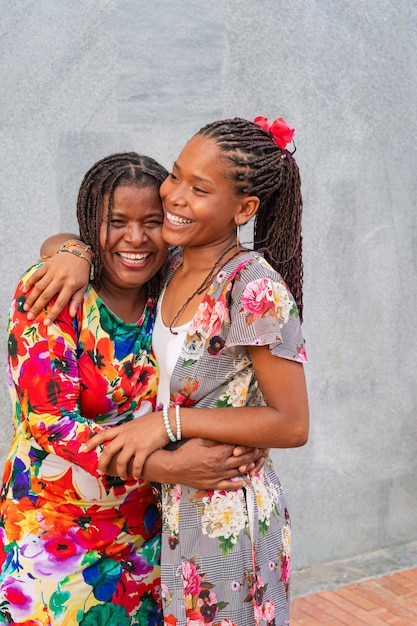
[291,568,417,625]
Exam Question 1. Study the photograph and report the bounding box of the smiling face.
[99,184,168,294]
[160,134,256,251]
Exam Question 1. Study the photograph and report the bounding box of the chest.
[161,270,209,327]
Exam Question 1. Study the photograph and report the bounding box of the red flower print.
[78,352,114,419]
[119,485,161,539]
[7,330,29,368]
[73,505,122,550]
[174,380,199,406]
[44,535,78,560]
[79,328,118,380]
[118,363,155,411]
[17,343,62,415]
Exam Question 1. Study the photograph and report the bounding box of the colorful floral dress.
[0,266,163,626]
[159,251,307,626]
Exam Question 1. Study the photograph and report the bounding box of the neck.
[163,240,246,328]
[180,237,240,274]
[96,282,148,323]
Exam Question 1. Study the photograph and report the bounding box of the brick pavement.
[291,567,417,625]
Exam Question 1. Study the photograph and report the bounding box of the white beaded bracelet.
[175,405,182,441]
[163,405,177,443]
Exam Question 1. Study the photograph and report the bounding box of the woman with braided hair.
[23,116,309,625]
[1,151,261,626]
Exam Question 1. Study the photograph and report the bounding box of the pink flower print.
[188,297,215,336]
[230,259,250,281]
[297,346,308,362]
[281,555,291,583]
[240,278,275,321]
[262,599,275,622]
[218,620,238,626]
[254,601,263,623]
[188,295,230,338]
[20,531,84,579]
[1,576,36,622]
[172,483,182,503]
[182,559,203,597]
[208,297,230,336]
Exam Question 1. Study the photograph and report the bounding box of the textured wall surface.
[1,0,416,570]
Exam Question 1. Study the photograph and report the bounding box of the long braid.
[76,152,168,292]
[198,118,304,320]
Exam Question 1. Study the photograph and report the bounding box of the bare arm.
[85,348,309,478]
[142,440,263,490]
[40,233,79,258]
[104,439,267,489]
[23,233,91,323]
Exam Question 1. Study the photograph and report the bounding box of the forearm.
[169,353,309,449]
[141,448,179,484]
[141,440,259,491]
[41,233,80,257]
[172,406,307,449]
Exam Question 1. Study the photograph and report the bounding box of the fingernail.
[97,469,104,476]
[27,312,34,320]
[79,444,87,453]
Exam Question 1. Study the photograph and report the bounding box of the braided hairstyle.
[76,152,168,291]
[198,118,304,320]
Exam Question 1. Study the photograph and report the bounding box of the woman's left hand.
[234,445,270,475]
[83,414,168,479]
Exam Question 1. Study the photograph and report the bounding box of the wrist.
[60,239,92,256]
[142,449,174,483]
[162,405,182,444]
[56,243,94,280]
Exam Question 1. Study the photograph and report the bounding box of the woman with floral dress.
[86,117,310,626]
[0,152,259,626]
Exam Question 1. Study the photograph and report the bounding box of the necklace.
[169,243,244,332]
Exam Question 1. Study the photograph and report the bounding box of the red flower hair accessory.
[253,116,295,150]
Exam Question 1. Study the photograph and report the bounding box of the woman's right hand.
[155,439,262,491]
[23,253,90,324]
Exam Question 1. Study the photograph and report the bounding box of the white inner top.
[153,287,189,406]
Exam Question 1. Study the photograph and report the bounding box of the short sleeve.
[224,256,307,363]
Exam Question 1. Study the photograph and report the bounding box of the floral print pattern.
[160,250,306,626]
[0,266,162,625]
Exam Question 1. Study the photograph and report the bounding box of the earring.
[236,224,240,250]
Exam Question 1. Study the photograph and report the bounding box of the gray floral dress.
[159,250,307,626]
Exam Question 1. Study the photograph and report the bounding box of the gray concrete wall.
[1,0,416,571]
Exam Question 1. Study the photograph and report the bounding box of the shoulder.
[230,253,301,325]
[232,252,289,292]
